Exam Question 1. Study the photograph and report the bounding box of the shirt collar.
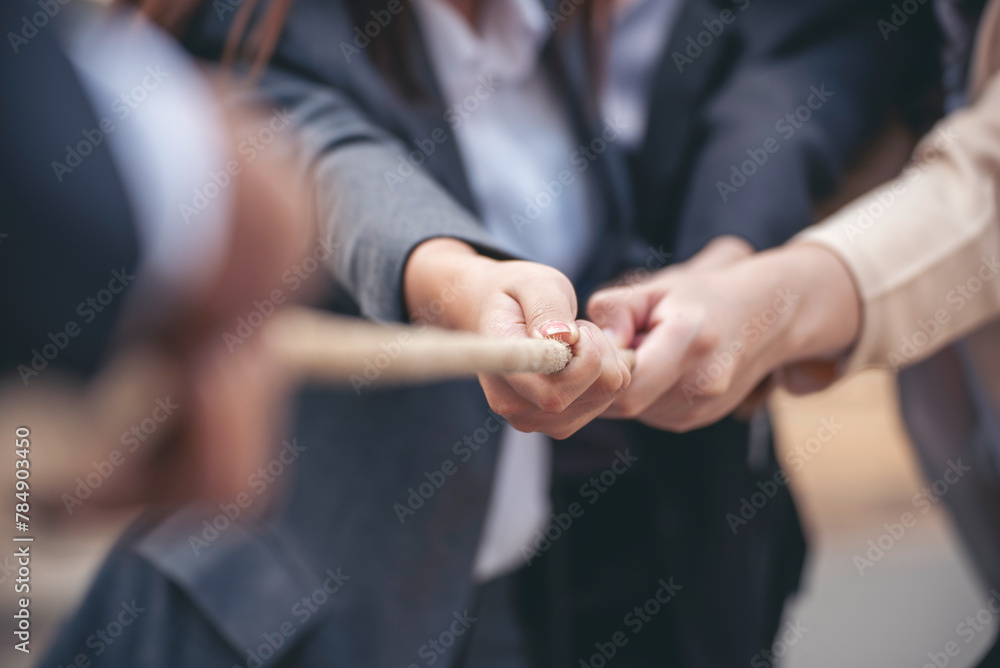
[413,0,551,91]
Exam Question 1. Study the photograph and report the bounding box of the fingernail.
[541,321,572,338]
[584,326,596,342]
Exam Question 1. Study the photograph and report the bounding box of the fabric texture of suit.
[41,1,917,667]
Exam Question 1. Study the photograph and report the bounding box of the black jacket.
[42,1,919,667]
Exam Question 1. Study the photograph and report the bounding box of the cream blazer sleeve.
[795,68,1000,375]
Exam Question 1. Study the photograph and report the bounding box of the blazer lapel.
[281,0,480,214]
[634,0,736,237]
[398,9,481,215]
[544,5,634,287]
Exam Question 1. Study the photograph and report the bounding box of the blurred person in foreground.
[31,1,935,668]
[588,0,1000,663]
[0,0,311,516]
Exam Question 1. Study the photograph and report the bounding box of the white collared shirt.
[603,0,683,150]
[412,0,681,582]
[413,0,596,582]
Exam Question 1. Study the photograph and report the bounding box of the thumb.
[508,269,580,345]
[587,284,649,349]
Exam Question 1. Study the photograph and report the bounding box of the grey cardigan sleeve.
[252,71,506,322]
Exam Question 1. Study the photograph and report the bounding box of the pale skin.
[404,238,631,440]
[404,0,862,437]
[402,0,637,440]
[587,240,862,432]
[402,235,779,439]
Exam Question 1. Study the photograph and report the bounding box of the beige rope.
[264,307,635,382]
[0,308,636,503]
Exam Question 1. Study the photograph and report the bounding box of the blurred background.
[3,369,993,668]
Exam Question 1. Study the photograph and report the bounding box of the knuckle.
[618,365,632,393]
[587,291,623,322]
[526,264,573,291]
[488,397,522,417]
[573,340,601,370]
[548,424,580,441]
[707,378,733,398]
[674,416,701,433]
[690,329,720,356]
[506,417,534,433]
[537,392,571,414]
[597,366,624,396]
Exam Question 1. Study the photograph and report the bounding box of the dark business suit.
[552,0,929,664]
[41,1,914,667]
[0,1,140,381]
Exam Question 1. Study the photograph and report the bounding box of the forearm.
[747,244,862,366]
[404,238,491,330]
[316,142,505,323]
[795,73,1000,373]
[248,72,506,323]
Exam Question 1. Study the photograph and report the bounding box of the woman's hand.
[404,238,631,439]
[587,244,860,432]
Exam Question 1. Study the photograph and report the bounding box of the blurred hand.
[25,105,313,511]
[404,239,630,439]
[587,244,859,432]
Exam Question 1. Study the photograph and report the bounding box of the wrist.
[403,237,495,330]
[764,243,862,364]
[688,235,755,271]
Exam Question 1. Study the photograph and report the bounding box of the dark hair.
[120,0,295,80]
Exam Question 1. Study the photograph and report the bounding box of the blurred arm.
[672,0,904,259]
[251,72,508,323]
[793,71,1000,376]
